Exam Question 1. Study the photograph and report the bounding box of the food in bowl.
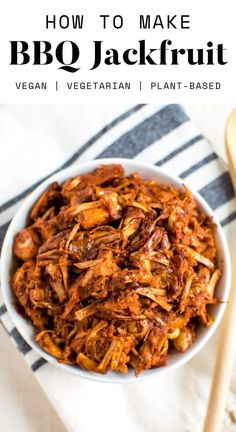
[11,164,222,376]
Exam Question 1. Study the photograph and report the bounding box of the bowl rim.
[0,158,231,383]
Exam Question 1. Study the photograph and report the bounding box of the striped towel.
[0,104,236,432]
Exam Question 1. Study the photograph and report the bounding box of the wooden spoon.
[204,109,236,432]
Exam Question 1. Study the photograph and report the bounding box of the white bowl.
[0,158,231,383]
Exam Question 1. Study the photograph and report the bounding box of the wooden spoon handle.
[225,109,236,191]
[203,258,236,431]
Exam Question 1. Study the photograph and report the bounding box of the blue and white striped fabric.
[0,104,236,432]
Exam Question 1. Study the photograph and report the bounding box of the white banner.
[0,0,235,103]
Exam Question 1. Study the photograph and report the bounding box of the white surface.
[0,103,235,431]
[0,326,66,432]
